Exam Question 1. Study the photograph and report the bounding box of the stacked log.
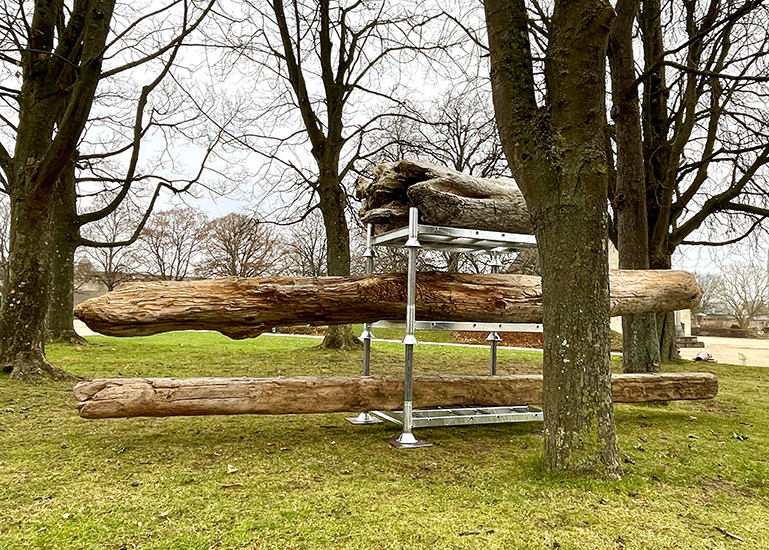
[74,270,703,339]
[356,159,533,233]
[73,372,719,419]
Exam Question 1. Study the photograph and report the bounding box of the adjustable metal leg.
[346,323,383,424]
[347,225,383,425]
[388,208,431,448]
[387,343,431,447]
[487,251,503,376]
[487,332,501,375]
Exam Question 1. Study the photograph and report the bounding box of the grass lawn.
[1,331,767,549]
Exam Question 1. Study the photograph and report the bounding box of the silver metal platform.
[372,223,537,254]
[373,406,543,428]
[351,208,544,446]
[373,320,543,333]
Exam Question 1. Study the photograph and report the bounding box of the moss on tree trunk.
[485,0,621,478]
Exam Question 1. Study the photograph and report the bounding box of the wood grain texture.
[73,372,718,419]
[355,159,533,233]
[73,270,702,339]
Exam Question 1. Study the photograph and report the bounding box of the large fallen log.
[356,159,533,233]
[73,372,718,419]
[74,270,702,339]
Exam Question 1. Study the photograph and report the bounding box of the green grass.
[1,331,767,549]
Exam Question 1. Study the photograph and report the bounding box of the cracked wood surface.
[74,270,703,339]
[73,372,718,419]
[355,159,533,233]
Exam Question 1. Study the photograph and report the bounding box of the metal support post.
[388,208,431,448]
[487,332,502,375]
[347,224,383,425]
[487,252,503,375]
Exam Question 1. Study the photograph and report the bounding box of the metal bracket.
[346,412,384,425]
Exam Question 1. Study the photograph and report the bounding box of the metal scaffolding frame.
[348,208,543,447]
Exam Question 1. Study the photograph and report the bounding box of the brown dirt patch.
[451,331,543,348]
[275,325,327,336]
[451,330,623,352]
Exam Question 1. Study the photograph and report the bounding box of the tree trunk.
[74,270,702,338]
[638,0,681,363]
[48,158,85,344]
[609,0,660,373]
[486,0,621,477]
[651,254,681,360]
[73,372,718,419]
[1,0,114,381]
[48,231,83,344]
[356,159,532,233]
[0,191,73,381]
[317,324,362,351]
[317,168,361,350]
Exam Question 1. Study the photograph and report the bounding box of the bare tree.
[138,208,208,281]
[0,0,216,379]
[608,0,660,373]
[197,212,282,278]
[375,86,507,178]
[80,201,143,292]
[605,0,769,364]
[281,210,328,278]
[0,197,8,299]
[73,257,95,292]
[485,0,621,477]
[715,262,767,329]
[214,0,449,349]
[691,271,723,317]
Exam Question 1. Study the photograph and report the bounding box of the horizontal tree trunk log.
[355,159,533,233]
[73,372,718,419]
[74,270,702,339]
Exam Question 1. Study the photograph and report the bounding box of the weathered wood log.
[74,270,702,339]
[73,372,718,419]
[355,159,533,233]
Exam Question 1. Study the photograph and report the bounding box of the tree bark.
[609,0,660,373]
[486,0,622,477]
[270,0,359,351]
[0,193,55,379]
[356,159,533,233]
[0,0,115,381]
[639,0,682,362]
[48,156,86,344]
[74,270,702,338]
[652,254,681,360]
[317,167,361,351]
[73,372,718,419]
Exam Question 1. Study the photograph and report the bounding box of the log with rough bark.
[355,159,533,233]
[73,372,718,419]
[74,270,703,339]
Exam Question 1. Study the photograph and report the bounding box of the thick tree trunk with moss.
[0,0,115,381]
[0,196,50,377]
[609,0,660,373]
[0,193,73,381]
[485,0,622,477]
